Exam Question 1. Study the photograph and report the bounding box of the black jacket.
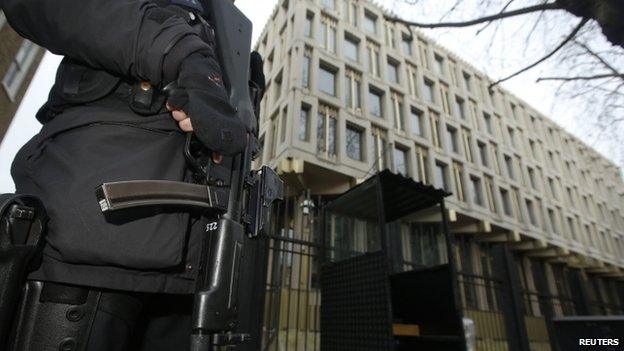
[2,0,218,294]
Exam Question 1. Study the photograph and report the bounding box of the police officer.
[0,0,246,349]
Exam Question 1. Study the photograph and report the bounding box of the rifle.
[95,1,282,349]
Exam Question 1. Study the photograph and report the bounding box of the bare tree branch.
[523,4,549,54]
[385,2,560,29]
[488,18,589,89]
[475,0,516,36]
[573,40,621,76]
[537,73,624,82]
[439,0,464,22]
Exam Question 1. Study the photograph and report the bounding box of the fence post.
[531,260,559,351]
[492,244,530,351]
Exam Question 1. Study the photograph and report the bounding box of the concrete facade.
[254,1,624,348]
[0,10,45,141]
[255,0,624,272]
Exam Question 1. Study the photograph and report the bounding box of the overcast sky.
[0,0,620,192]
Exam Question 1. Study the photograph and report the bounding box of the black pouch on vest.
[36,58,121,123]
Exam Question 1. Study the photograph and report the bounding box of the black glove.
[165,52,247,156]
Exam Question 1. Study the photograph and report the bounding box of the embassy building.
[252,0,624,350]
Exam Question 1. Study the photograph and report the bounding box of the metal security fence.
[259,191,624,351]
[262,193,323,351]
[458,271,510,351]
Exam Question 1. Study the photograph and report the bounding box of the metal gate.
[261,192,323,351]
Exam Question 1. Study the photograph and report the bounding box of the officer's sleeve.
[0,0,209,86]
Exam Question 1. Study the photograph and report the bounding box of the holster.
[0,194,47,348]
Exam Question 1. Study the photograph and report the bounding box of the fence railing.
[262,230,322,350]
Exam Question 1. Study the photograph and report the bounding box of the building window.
[535,199,544,228]
[322,0,335,10]
[346,124,364,161]
[489,89,499,109]
[507,127,516,147]
[452,162,465,202]
[433,54,444,76]
[500,188,512,217]
[317,105,338,158]
[269,113,279,157]
[448,59,458,86]
[474,76,484,101]
[273,71,283,103]
[429,110,441,148]
[280,107,288,143]
[391,92,404,131]
[418,39,429,70]
[299,104,311,141]
[462,71,472,92]
[345,69,362,111]
[461,128,473,163]
[548,209,559,234]
[484,176,497,213]
[491,143,501,175]
[528,167,538,190]
[504,155,514,179]
[469,176,484,206]
[401,34,412,55]
[385,22,395,49]
[319,16,337,53]
[515,156,524,183]
[387,58,399,84]
[510,102,518,119]
[529,140,538,160]
[410,107,423,136]
[566,187,574,207]
[455,96,466,119]
[439,83,451,115]
[446,125,459,153]
[423,78,435,103]
[364,11,377,33]
[478,141,488,167]
[342,0,357,26]
[548,178,558,200]
[279,25,287,56]
[394,147,409,176]
[483,112,493,134]
[526,199,537,226]
[302,48,312,88]
[435,162,449,191]
[304,12,314,38]
[511,188,523,222]
[366,41,380,77]
[415,145,428,184]
[318,64,336,96]
[406,64,418,97]
[567,217,578,240]
[368,86,384,117]
[2,40,38,102]
[344,34,359,62]
[468,100,479,130]
[371,126,388,171]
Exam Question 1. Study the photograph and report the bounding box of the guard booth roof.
[325,170,451,223]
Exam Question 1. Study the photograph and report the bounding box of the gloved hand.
[165,52,247,156]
